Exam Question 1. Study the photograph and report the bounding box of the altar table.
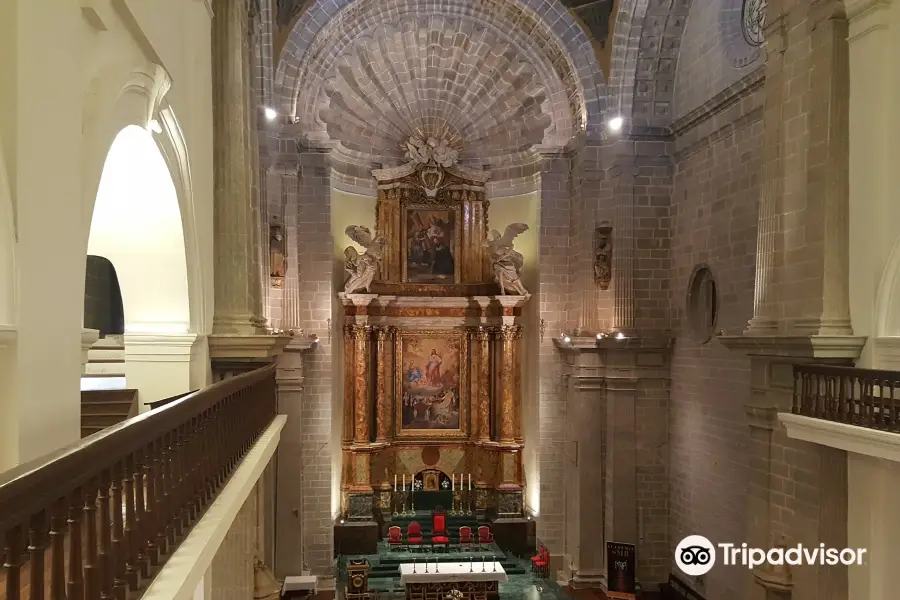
[399,562,507,599]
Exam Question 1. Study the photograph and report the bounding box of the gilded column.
[498,325,519,443]
[210,0,266,334]
[473,327,492,442]
[353,325,372,445]
[514,326,524,443]
[342,325,356,443]
[375,327,391,442]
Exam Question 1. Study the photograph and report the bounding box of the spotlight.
[563,335,571,343]
[596,333,606,340]
[615,332,626,340]
[607,116,624,132]
[264,107,277,121]
[147,119,162,134]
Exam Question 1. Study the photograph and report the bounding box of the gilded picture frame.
[401,203,462,284]
[394,329,469,439]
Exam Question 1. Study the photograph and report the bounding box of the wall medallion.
[720,0,766,69]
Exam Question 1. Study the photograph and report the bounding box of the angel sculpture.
[343,225,386,294]
[485,223,530,296]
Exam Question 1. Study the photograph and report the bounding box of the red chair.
[387,526,403,551]
[459,525,475,549]
[431,513,450,552]
[531,545,547,570]
[477,525,494,550]
[407,522,423,551]
[532,547,549,578]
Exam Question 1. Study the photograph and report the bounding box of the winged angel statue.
[343,225,387,294]
[486,224,530,296]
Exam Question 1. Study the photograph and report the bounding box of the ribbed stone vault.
[319,19,552,164]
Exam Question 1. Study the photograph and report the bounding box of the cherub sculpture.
[485,223,530,296]
[343,225,386,294]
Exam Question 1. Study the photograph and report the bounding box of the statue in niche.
[343,225,387,294]
[269,224,286,279]
[594,225,612,290]
[486,224,530,296]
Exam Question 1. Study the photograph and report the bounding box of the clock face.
[720,0,766,69]
[742,0,768,47]
[351,575,365,590]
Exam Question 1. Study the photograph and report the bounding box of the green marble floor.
[337,542,577,599]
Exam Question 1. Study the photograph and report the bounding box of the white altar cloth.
[399,562,508,584]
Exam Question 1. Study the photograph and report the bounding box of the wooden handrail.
[1,363,277,599]
[793,364,900,432]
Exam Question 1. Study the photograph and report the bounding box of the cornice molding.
[717,334,867,360]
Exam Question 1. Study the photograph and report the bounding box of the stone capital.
[124,332,201,363]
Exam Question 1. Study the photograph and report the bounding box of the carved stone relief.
[594,223,612,290]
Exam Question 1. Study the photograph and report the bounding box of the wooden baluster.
[67,489,84,600]
[110,463,127,600]
[890,380,898,431]
[182,422,196,525]
[165,431,177,548]
[133,450,149,578]
[28,512,47,600]
[49,499,66,600]
[98,470,114,600]
[197,411,211,508]
[4,525,23,600]
[171,428,184,538]
[157,433,172,554]
[122,456,138,591]
[83,479,100,600]
[145,442,160,567]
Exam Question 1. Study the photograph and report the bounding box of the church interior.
[3,0,900,599]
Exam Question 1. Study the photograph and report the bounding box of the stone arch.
[0,136,15,325]
[275,0,607,144]
[876,238,900,337]
[607,0,692,127]
[81,62,204,333]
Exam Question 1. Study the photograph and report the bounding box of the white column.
[0,325,17,472]
[125,333,206,410]
[846,0,898,364]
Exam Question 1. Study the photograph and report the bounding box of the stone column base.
[571,569,607,590]
[347,492,375,521]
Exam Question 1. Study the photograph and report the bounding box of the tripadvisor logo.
[675,536,867,576]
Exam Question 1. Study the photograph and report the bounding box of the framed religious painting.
[401,204,462,284]
[394,329,469,439]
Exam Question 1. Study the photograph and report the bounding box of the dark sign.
[606,541,636,600]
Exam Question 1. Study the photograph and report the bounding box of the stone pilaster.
[792,1,852,336]
[610,164,637,333]
[746,10,786,335]
[211,0,266,335]
[604,376,638,546]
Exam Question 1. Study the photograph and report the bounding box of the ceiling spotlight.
[264,107,277,121]
[608,116,624,132]
[147,119,162,134]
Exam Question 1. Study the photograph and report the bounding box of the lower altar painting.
[396,330,468,438]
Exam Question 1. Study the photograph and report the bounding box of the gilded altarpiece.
[338,153,530,523]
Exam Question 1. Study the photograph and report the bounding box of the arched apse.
[87,125,190,333]
[0,135,16,325]
[80,63,205,332]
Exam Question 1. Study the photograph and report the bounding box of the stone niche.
[335,142,533,554]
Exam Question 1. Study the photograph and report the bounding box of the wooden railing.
[793,364,900,432]
[0,364,277,600]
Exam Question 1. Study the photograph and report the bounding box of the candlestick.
[451,473,455,491]
[402,474,406,491]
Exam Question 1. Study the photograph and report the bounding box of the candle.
[451,473,455,491]
[394,474,397,491]
[402,474,406,491]
[468,473,472,490]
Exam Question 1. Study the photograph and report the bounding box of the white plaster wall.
[0,0,214,469]
[847,0,900,367]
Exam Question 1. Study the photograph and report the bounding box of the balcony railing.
[0,364,277,600]
[793,364,900,432]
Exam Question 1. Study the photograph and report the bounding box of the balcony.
[0,364,282,600]
[782,364,900,461]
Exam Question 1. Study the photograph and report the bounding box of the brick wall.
[667,75,763,597]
